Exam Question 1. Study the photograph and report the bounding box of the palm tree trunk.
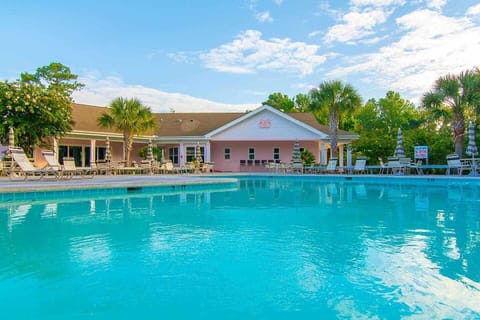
[125,135,134,165]
[123,129,134,165]
[452,113,465,157]
[329,112,338,157]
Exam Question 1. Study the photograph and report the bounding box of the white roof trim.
[205,105,328,139]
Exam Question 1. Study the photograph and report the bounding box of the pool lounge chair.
[387,157,404,175]
[446,154,472,175]
[323,157,338,174]
[42,150,72,179]
[353,157,367,174]
[63,157,95,178]
[9,147,58,180]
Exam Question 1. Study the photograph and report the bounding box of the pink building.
[46,104,359,172]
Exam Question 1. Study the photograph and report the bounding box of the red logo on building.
[259,119,271,128]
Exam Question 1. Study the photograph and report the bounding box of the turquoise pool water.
[0,176,479,319]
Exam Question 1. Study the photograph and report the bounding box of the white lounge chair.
[323,157,338,174]
[353,157,367,174]
[387,157,404,175]
[42,150,72,179]
[9,147,58,180]
[63,157,95,178]
[446,154,472,175]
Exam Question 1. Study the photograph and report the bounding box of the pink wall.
[211,141,319,172]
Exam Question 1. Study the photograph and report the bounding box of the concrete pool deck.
[0,174,238,193]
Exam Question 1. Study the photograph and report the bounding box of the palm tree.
[97,97,156,165]
[423,69,480,157]
[310,80,362,157]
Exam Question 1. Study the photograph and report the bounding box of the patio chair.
[0,159,5,176]
[200,162,210,173]
[42,150,72,179]
[290,162,304,174]
[63,157,95,178]
[9,147,58,180]
[387,157,403,175]
[378,158,387,174]
[446,154,472,175]
[140,160,153,174]
[353,157,367,174]
[409,160,424,175]
[324,157,338,174]
[164,161,180,174]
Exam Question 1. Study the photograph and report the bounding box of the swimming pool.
[0,176,479,318]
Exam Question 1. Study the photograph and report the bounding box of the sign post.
[414,146,428,164]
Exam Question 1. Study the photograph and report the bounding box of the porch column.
[90,139,96,164]
[338,144,344,169]
[205,141,211,163]
[53,138,58,156]
[179,143,185,166]
[320,142,326,165]
[346,144,352,169]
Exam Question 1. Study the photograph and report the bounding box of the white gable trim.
[205,105,328,139]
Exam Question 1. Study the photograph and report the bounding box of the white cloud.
[256,11,273,23]
[425,0,446,10]
[249,0,274,23]
[324,8,391,43]
[201,30,328,75]
[308,30,323,38]
[466,3,480,16]
[359,35,389,44]
[327,9,480,102]
[350,0,405,7]
[273,0,283,5]
[72,72,258,113]
[166,51,197,64]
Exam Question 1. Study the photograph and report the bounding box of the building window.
[273,147,280,160]
[186,146,205,162]
[186,146,195,162]
[224,148,231,160]
[248,148,255,160]
[169,147,179,164]
[58,145,87,166]
[96,147,106,162]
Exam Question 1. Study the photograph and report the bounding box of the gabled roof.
[70,103,358,139]
[72,103,121,133]
[205,105,356,139]
[153,112,243,137]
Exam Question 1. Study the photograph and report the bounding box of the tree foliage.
[310,80,362,157]
[98,97,156,165]
[0,62,83,155]
[422,68,480,156]
[262,92,311,113]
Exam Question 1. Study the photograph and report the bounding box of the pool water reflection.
[0,177,479,319]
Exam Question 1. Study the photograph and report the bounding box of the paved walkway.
[0,174,237,193]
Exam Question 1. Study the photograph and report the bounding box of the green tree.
[310,80,362,157]
[138,145,162,161]
[300,149,315,165]
[0,62,83,155]
[98,97,156,165]
[262,92,295,112]
[293,93,311,112]
[351,91,455,165]
[422,69,480,156]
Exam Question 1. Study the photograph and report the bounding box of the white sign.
[415,146,428,159]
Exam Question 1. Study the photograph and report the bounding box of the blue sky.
[1,0,479,112]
